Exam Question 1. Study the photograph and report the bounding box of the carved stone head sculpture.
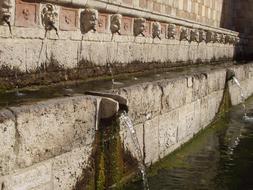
[0,0,13,25]
[213,32,220,43]
[225,34,231,44]
[110,14,122,35]
[190,29,199,43]
[199,30,207,43]
[220,34,226,44]
[81,8,98,34]
[206,31,215,43]
[180,26,189,41]
[152,21,161,39]
[168,24,176,39]
[41,3,58,35]
[134,18,146,36]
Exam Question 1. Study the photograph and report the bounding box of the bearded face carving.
[110,14,122,35]
[152,21,161,39]
[134,18,146,36]
[168,24,176,39]
[81,8,98,34]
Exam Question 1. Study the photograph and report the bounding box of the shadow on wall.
[221,0,253,61]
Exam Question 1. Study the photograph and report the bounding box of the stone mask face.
[206,31,215,43]
[199,30,207,42]
[81,8,98,33]
[41,4,58,31]
[168,24,176,39]
[190,29,199,43]
[152,21,161,39]
[134,18,146,36]
[180,26,189,41]
[110,14,122,34]
[0,0,13,24]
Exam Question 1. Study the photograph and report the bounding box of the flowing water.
[120,112,150,190]
[124,96,253,190]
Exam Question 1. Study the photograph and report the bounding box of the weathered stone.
[8,96,97,169]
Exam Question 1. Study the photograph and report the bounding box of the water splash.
[119,111,149,190]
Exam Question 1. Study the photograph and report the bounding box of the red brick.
[59,7,78,31]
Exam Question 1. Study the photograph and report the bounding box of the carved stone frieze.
[80,8,98,34]
[134,17,146,36]
[152,21,161,39]
[110,14,122,35]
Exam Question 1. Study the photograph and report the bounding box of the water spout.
[232,76,247,117]
[120,111,149,190]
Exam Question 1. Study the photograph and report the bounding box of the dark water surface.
[125,98,253,190]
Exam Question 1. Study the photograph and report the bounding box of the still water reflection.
[125,98,253,190]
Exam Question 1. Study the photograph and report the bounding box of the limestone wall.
[1,63,253,189]
[0,0,242,88]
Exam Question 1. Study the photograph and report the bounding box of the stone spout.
[226,69,236,81]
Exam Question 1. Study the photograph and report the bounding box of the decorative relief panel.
[97,13,108,33]
[121,16,132,35]
[144,20,151,37]
[206,31,215,43]
[160,23,167,39]
[80,8,98,34]
[59,7,78,31]
[15,0,39,27]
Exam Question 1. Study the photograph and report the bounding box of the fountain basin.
[0,63,253,189]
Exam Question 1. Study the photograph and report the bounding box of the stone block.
[52,146,92,190]
[9,96,97,169]
[59,7,78,31]
[1,161,52,190]
[0,109,16,176]
[144,116,159,165]
[158,110,179,158]
[121,16,133,35]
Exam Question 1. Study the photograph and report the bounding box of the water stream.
[120,111,150,190]
[232,77,253,123]
[125,94,253,190]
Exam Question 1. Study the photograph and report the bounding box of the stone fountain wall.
[0,0,244,88]
[1,63,253,189]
